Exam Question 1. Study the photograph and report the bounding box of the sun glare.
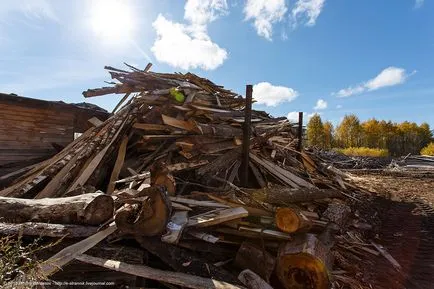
[90,0,134,43]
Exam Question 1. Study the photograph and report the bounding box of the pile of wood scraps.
[0,64,388,289]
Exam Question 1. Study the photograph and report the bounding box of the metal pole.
[297,112,303,151]
[242,85,253,186]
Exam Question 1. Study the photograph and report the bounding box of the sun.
[90,0,134,43]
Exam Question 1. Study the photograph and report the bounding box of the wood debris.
[0,63,381,289]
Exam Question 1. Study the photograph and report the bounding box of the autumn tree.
[323,121,334,149]
[361,118,381,148]
[306,114,325,148]
[335,114,362,148]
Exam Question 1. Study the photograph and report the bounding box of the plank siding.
[0,93,108,176]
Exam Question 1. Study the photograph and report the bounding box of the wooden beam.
[107,136,129,194]
[297,112,303,152]
[75,254,245,289]
[242,85,253,186]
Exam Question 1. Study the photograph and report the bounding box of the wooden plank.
[107,136,129,194]
[88,117,104,127]
[161,114,198,132]
[249,161,266,188]
[250,153,316,189]
[371,242,401,270]
[75,254,245,289]
[133,123,171,132]
[167,160,209,172]
[67,118,127,193]
[38,224,117,277]
[34,153,80,199]
[187,207,248,228]
[112,92,131,114]
[170,197,229,208]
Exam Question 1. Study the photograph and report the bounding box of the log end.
[83,194,115,225]
[277,252,329,289]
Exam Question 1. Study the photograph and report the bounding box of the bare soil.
[348,171,434,289]
[349,171,434,206]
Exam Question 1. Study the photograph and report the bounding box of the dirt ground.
[349,171,434,206]
[347,170,434,289]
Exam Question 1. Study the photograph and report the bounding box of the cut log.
[115,187,171,237]
[0,192,113,225]
[276,234,332,289]
[75,254,245,289]
[250,185,341,205]
[238,270,273,289]
[0,222,98,238]
[275,207,312,233]
[136,237,241,285]
[234,242,275,281]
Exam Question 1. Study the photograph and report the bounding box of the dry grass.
[0,234,61,286]
[421,142,434,156]
[338,147,389,157]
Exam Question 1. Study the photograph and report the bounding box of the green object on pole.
[170,88,185,103]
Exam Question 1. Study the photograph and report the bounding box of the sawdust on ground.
[349,172,434,207]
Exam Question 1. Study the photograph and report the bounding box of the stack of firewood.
[0,64,387,289]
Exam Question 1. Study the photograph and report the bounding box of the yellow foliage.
[338,147,389,157]
[421,142,434,156]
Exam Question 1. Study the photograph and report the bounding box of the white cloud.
[184,0,228,26]
[336,104,342,109]
[334,67,413,97]
[151,15,227,70]
[292,0,325,27]
[314,98,327,110]
[287,111,300,122]
[151,0,228,70]
[335,84,365,98]
[287,111,319,123]
[244,0,287,40]
[253,82,298,106]
[415,0,424,8]
[365,67,408,90]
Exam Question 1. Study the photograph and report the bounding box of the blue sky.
[0,0,433,127]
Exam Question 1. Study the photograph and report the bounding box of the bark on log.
[0,222,98,238]
[275,207,312,233]
[276,234,332,289]
[234,242,275,282]
[136,236,241,285]
[250,185,341,205]
[0,193,113,225]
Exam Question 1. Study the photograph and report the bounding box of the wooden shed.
[0,93,109,177]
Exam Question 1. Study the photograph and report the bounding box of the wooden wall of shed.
[0,95,109,177]
[0,102,75,174]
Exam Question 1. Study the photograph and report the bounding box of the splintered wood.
[0,63,377,289]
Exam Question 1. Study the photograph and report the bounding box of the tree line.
[306,114,433,156]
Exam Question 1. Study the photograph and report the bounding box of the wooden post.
[242,85,253,186]
[297,112,303,151]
